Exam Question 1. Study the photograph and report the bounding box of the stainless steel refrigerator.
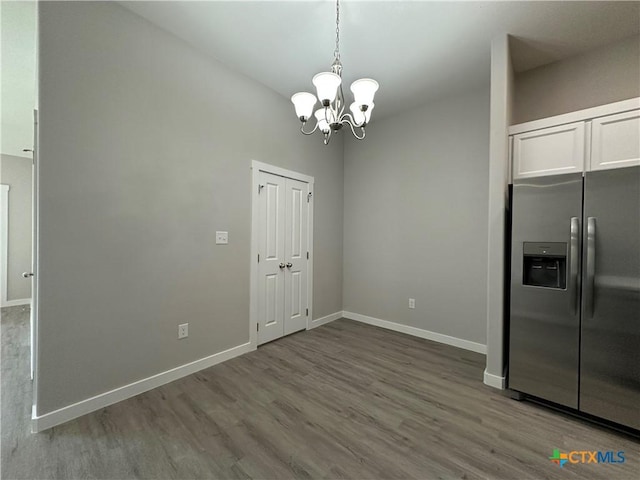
[508,166,640,430]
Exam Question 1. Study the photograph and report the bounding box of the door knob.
[22,272,34,278]
[286,262,293,268]
[279,263,285,269]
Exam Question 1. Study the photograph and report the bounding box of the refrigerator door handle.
[569,217,580,314]
[585,217,596,318]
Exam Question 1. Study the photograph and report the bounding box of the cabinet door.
[512,122,585,179]
[589,110,640,172]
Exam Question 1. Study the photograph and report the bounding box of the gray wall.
[0,1,37,158]
[513,35,640,124]
[0,154,32,301]
[37,1,343,415]
[343,87,490,345]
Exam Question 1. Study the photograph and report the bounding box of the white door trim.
[31,109,39,386]
[1,184,10,306]
[250,160,314,349]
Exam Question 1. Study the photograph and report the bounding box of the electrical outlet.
[409,298,415,309]
[178,323,189,339]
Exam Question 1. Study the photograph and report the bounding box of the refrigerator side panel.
[580,166,640,429]
[509,173,583,408]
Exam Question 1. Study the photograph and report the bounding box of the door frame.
[30,109,40,384]
[250,160,314,349]
[31,110,39,384]
[0,184,9,306]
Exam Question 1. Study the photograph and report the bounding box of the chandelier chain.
[334,0,340,60]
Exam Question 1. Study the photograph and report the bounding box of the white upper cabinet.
[590,110,640,171]
[509,98,640,180]
[512,122,585,179]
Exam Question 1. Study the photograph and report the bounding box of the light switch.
[215,231,228,245]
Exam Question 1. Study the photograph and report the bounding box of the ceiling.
[109,2,640,119]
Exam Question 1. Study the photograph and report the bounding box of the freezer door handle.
[584,217,596,318]
[569,217,580,314]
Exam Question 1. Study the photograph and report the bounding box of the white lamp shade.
[350,78,379,106]
[350,102,374,125]
[312,72,341,104]
[314,108,332,133]
[291,92,317,120]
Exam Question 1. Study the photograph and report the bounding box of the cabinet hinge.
[307,252,309,260]
[258,253,260,263]
[306,308,309,317]
[257,323,259,331]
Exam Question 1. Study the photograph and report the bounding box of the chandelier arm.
[342,117,366,140]
[300,121,319,136]
[324,104,340,126]
[342,112,366,129]
[337,85,346,118]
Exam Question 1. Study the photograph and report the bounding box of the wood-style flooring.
[2,305,638,479]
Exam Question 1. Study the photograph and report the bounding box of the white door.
[283,178,308,336]
[257,172,286,344]
[257,171,309,345]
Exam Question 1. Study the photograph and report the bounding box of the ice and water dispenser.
[522,242,567,289]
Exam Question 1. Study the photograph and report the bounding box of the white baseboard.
[308,310,343,329]
[32,341,253,432]
[1,297,31,308]
[343,311,487,354]
[483,369,506,389]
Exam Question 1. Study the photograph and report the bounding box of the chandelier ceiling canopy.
[291,0,379,145]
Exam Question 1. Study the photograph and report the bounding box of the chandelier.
[291,0,379,145]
